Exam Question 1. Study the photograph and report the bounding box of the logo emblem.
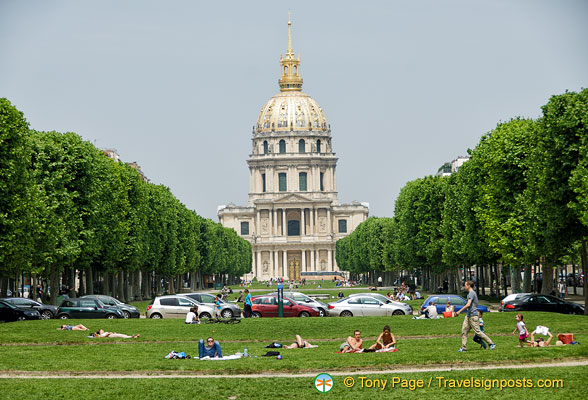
[314,373,334,393]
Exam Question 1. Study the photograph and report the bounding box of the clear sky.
[1,1,587,220]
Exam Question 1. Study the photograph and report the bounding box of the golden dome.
[255,18,328,134]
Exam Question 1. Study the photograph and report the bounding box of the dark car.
[501,293,584,315]
[250,295,320,317]
[0,299,41,322]
[81,295,140,319]
[56,298,124,319]
[0,297,58,320]
[420,294,489,315]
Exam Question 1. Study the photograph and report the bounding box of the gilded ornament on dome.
[295,103,305,128]
[278,102,288,128]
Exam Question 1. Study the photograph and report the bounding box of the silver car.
[349,293,413,315]
[268,291,329,317]
[328,295,412,317]
[146,295,215,319]
[180,292,242,318]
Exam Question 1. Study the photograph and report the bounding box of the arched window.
[263,141,268,154]
[293,66,297,74]
[298,139,305,153]
[278,173,287,191]
[284,66,288,75]
[279,140,286,154]
[299,172,307,191]
[316,140,321,153]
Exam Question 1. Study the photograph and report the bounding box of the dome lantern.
[278,17,303,92]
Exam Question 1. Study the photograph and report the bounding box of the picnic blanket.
[336,348,398,353]
[199,353,243,361]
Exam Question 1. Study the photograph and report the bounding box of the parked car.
[180,292,241,318]
[0,299,41,322]
[267,291,329,317]
[348,293,413,315]
[81,295,140,319]
[328,295,412,317]
[500,293,584,315]
[146,295,215,319]
[250,295,320,317]
[0,297,57,320]
[420,295,489,315]
[56,298,125,319]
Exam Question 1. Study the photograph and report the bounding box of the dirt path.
[1,359,586,379]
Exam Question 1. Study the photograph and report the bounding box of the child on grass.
[473,310,487,349]
[513,313,529,347]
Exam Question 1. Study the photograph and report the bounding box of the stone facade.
[218,20,368,281]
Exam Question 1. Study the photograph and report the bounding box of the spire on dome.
[279,15,303,92]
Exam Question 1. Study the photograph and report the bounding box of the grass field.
[0,311,586,399]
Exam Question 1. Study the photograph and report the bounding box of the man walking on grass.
[456,280,495,352]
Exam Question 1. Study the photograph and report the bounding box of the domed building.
[218,19,368,281]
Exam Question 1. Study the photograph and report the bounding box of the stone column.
[282,250,287,278]
[310,207,314,236]
[302,250,306,272]
[311,249,315,272]
[328,249,333,271]
[256,250,262,279]
[274,251,279,278]
[249,168,254,193]
[301,208,305,236]
[269,209,273,239]
[256,211,261,237]
[326,209,331,234]
[273,209,277,236]
[282,208,287,236]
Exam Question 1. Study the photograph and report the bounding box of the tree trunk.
[480,264,486,296]
[84,267,93,295]
[523,265,532,293]
[133,270,141,301]
[116,272,125,302]
[141,270,150,299]
[572,264,577,296]
[512,265,521,293]
[541,259,555,295]
[0,276,8,297]
[176,274,182,293]
[123,271,130,302]
[49,267,59,306]
[104,271,110,296]
[582,237,588,316]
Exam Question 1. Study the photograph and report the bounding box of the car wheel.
[17,316,26,321]
[221,309,233,318]
[40,310,53,320]
[392,310,404,316]
[299,311,311,317]
[150,313,163,319]
[58,314,69,320]
[106,314,117,319]
[318,308,326,317]
[199,312,212,319]
[340,310,353,317]
[122,310,131,319]
[252,312,261,318]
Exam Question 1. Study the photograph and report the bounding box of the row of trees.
[0,98,251,305]
[337,89,588,312]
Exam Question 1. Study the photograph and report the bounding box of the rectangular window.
[299,172,307,191]
[320,172,324,191]
[338,219,347,233]
[279,173,287,192]
[240,221,249,236]
[262,173,266,192]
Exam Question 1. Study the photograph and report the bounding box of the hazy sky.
[1,1,587,220]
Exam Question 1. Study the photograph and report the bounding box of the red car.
[251,295,320,317]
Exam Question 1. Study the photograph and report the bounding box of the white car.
[146,295,215,319]
[328,295,412,317]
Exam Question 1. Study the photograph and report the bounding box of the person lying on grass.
[340,330,363,353]
[369,325,396,350]
[198,336,223,358]
[528,326,554,347]
[283,335,318,349]
[58,324,88,331]
[91,329,140,338]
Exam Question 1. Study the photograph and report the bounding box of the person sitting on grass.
[473,310,487,349]
[413,301,438,319]
[528,326,554,347]
[198,336,223,358]
[445,301,455,317]
[185,306,200,324]
[340,330,363,353]
[91,329,140,338]
[369,325,396,350]
[284,334,318,349]
[58,324,88,331]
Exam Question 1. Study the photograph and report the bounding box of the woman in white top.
[185,306,200,324]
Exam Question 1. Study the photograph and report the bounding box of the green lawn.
[1,311,585,398]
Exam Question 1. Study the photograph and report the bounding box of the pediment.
[273,193,315,203]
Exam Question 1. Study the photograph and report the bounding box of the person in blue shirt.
[215,294,222,318]
[244,289,252,318]
[198,337,223,359]
[473,310,487,349]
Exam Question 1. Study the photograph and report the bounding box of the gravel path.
[1,359,586,379]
